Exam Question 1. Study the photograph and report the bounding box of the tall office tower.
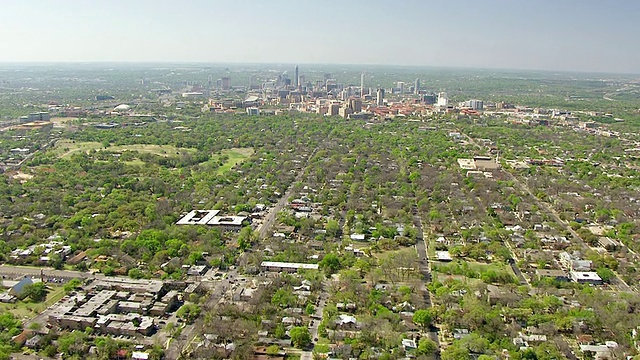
[468,99,484,110]
[221,77,231,90]
[423,94,436,105]
[360,73,365,97]
[437,92,448,107]
[376,88,385,106]
[414,78,420,94]
[349,98,362,113]
[208,75,213,89]
[294,65,299,87]
[298,75,305,89]
[398,82,405,94]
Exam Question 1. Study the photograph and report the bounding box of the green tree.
[417,338,437,355]
[148,345,165,360]
[441,342,470,360]
[24,282,48,302]
[266,345,280,355]
[290,326,311,348]
[176,303,201,323]
[237,226,256,251]
[57,331,88,357]
[94,336,119,360]
[413,309,435,330]
[319,253,341,275]
[63,278,83,293]
[305,303,315,315]
[595,267,615,282]
[271,288,297,308]
[325,219,341,238]
[274,323,286,339]
[128,268,145,279]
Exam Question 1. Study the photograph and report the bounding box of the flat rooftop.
[457,158,476,170]
[176,210,220,225]
[210,215,246,226]
[260,261,319,270]
[176,210,246,226]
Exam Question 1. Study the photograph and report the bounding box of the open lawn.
[0,285,64,321]
[215,148,254,174]
[432,260,518,284]
[51,139,198,159]
[50,141,252,171]
[50,117,78,127]
[435,273,484,286]
[198,147,254,174]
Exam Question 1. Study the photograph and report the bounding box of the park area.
[50,140,253,172]
[51,140,198,159]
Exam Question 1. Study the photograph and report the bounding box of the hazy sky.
[1,0,639,73]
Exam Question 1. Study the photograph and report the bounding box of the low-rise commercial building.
[260,261,319,273]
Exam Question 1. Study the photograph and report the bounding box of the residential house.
[535,269,570,282]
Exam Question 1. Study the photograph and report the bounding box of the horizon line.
[0,61,638,77]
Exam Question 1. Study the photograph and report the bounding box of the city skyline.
[1,0,640,74]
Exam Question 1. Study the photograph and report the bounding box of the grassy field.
[0,285,65,321]
[52,139,198,159]
[432,259,518,284]
[215,148,254,174]
[198,147,254,174]
[50,117,78,126]
[48,140,253,173]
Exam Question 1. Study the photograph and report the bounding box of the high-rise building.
[360,73,365,98]
[294,65,299,87]
[349,98,362,113]
[437,92,448,107]
[376,88,385,106]
[414,78,420,94]
[328,102,340,116]
[423,94,436,105]
[298,75,305,89]
[221,77,231,90]
[467,99,484,110]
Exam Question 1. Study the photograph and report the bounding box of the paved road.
[459,131,634,293]
[0,264,91,280]
[309,280,329,342]
[413,215,432,284]
[0,265,103,331]
[412,213,440,357]
[503,171,633,292]
[168,268,240,360]
[257,149,317,240]
[1,137,59,172]
[257,185,295,240]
